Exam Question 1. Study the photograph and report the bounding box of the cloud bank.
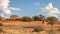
[0,0,20,17]
[42,3,60,18]
[0,13,5,17]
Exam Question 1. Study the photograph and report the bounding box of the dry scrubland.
[0,21,60,34]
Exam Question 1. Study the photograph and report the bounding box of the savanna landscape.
[0,0,60,34]
[0,15,60,34]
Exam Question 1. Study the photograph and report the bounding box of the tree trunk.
[42,20,44,24]
[51,24,53,30]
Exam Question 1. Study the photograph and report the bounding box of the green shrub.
[48,30,56,34]
[22,16,32,22]
[33,26,44,32]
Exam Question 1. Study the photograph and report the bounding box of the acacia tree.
[10,15,21,21]
[32,16,39,21]
[22,16,32,22]
[46,16,58,30]
[38,15,45,24]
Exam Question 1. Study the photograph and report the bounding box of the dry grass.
[0,21,60,34]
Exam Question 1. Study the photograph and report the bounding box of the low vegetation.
[0,23,3,26]
[0,14,60,34]
[0,28,4,33]
[0,23,3,33]
[33,26,44,32]
[48,30,56,34]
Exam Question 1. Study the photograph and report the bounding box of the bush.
[32,16,39,21]
[58,28,60,31]
[22,16,32,22]
[0,23,3,26]
[0,28,3,33]
[33,26,44,32]
[48,30,56,34]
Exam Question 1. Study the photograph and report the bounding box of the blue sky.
[0,0,60,18]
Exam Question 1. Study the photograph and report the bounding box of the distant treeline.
[0,14,58,22]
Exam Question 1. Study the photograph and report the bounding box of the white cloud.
[0,13,5,17]
[0,0,10,9]
[42,3,60,18]
[49,13,58,18]
[3,9,11,14]
[0,0,20,17]
[0,13,8,18]
[9,7,21,11]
